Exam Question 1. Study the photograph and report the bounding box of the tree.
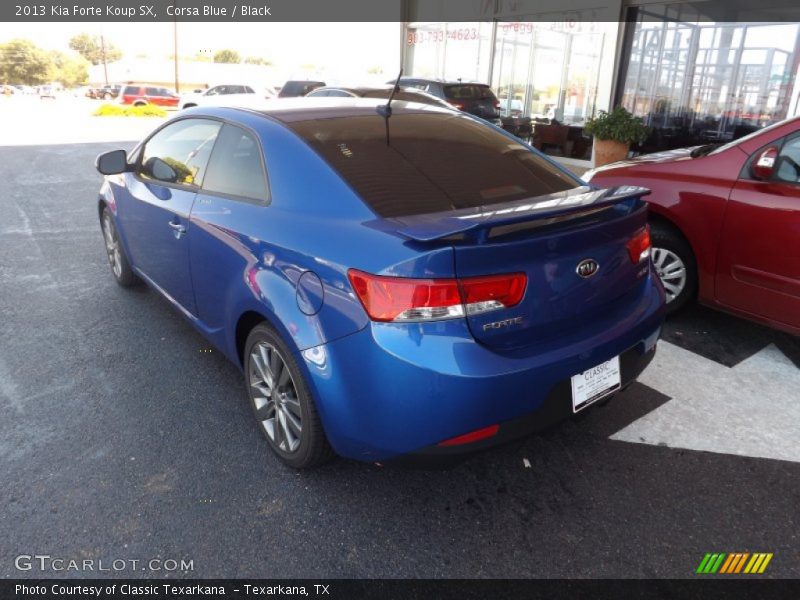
[68,33,122,66]
[244,56,271,66]
[213,49,241,64]
[0,39,52,85]
[48,50,89,87]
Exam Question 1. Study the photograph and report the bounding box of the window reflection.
[620,4,799,152]
[140,119,221,186]
[491,21,606,125]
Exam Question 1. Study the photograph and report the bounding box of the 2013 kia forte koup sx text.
[95,98,665,469]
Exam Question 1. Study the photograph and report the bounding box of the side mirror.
[96,149,128,175]
[751,147,779,180]
[144,157,178,183]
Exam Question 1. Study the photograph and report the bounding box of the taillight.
[448,101,465,110]
[460,273,527,315]
[627,226,651,263]
[347,270,527,322]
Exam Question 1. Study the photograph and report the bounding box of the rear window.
[122,86,140,96]
[288,112,576,218]
[444,85,496,100]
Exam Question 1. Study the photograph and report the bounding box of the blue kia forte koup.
[95,98,665,468]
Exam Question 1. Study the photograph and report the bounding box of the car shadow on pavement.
[662,302,800,368]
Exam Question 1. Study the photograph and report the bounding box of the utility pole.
[173,7,180,92]
[100,33,108,85]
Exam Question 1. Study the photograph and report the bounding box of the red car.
[585,117,800,336]
[118,84,179,107]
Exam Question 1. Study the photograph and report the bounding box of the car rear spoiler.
[365,185,651,243]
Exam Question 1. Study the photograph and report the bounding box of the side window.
[139,119,222,186]
[145,87,159,96]
[207,86,223,96]
[245,86,255,94]
[202,124,269,203]
[774,134,800,184]
[307,89,328,97]
[327,90,352,97]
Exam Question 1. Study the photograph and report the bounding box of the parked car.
[1,84,16,96]
[305,85,453,109]
[38,85,56,99]
[584,116,800,335]
[12,84,36,95]
[277,80,325,98]
[94,84,122,100]
[179,84,265,110]
[118,85,179,107]
[94,100,664,468]
[392,77,502,126]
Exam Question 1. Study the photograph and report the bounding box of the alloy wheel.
[651,246,687,303]
[248,342,303,453]
[103,214,123,279]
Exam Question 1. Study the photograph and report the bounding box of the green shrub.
[93,103,167,118]
[584,106,650,145]
[93,103,125,116]
[125,104,167,117]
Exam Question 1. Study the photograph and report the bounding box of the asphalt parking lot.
[1,138,799,579]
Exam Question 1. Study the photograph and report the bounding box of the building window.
[619,2,799,152]
[492,22,606,125]
[405,22,493,83]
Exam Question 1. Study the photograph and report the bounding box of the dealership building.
[401,0,800,161]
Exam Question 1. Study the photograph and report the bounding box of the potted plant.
[584,107,650,167]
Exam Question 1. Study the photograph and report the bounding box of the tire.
[649,221,697,314]
[101,207,140,287]
[182,103,196,110]
[244,323,335,469]
[133,101,146,107]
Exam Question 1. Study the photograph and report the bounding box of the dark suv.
[392,78,501,126]
[119,85,179,107]
[94,84,122,100]
[277,80,326,98]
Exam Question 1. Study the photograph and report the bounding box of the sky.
[0,22,403,75]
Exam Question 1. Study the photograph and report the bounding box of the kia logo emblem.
[576,259,599,278]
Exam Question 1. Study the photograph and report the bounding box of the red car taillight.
[347,270,527,322]
[626,226,651,263]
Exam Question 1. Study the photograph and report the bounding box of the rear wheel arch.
[235,309,304,368]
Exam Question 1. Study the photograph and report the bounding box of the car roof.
[315,85,392,94]
[240,97,454,123]
[397,77,489,86]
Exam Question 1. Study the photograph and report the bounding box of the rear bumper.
[300,279,665,463]
[390,343,656,467]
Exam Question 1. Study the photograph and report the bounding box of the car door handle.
[168,221,186,238]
